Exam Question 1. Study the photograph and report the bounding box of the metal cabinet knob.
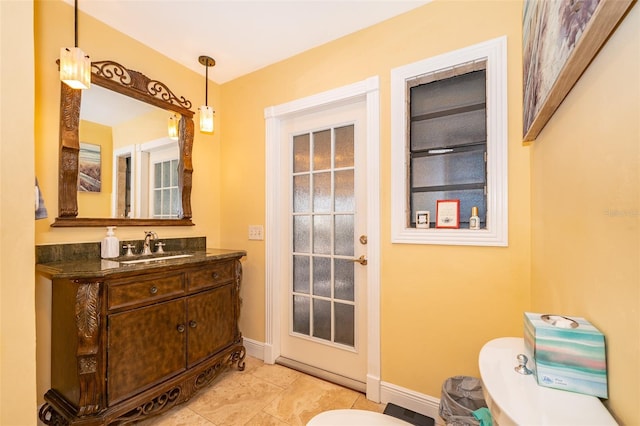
[212,271,219,279]
[189,320,197,329]
[176,324,186,333]
[149,286,158,294]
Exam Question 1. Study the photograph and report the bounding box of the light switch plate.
[248,225,264,240]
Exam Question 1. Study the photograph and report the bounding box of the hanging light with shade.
[168,114,179,140]
[198,56,216,133]
[60,0,91,89]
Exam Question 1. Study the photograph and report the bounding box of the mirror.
[53,60,195,227]
[80,85,181,219]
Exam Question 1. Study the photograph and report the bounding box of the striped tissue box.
[524,312,608,398]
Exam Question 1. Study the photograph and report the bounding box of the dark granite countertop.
[36,248,246,280]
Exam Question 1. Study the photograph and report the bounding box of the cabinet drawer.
[109,272,185,310]
[189,261,235,291]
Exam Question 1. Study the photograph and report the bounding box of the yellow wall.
[78,120,112,217]
[530,4,639,423]
[220,0,531,399]
[112,108,168,150]
[1,1,38,424]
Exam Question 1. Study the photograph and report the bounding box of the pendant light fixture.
[168,114,179,140]
[60,0,91,89]
[198,55,216,133]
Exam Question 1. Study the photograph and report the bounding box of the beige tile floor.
[137,356,386,426]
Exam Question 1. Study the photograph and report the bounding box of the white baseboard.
[380,381,444,426]
[243,337,264,360]
[239,338,444,425]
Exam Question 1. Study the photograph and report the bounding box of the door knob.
[351,255,368,266]
[359,235,368,245]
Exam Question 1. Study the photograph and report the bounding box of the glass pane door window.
[152,159,180,218]
[291,125,356,348]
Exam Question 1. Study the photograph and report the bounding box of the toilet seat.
[307,409,412,425]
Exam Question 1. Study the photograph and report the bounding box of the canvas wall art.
[522,0,633,141]
[78,142,101,192]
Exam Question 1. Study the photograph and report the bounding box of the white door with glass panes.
[279,99,368,386]
[148,144,181,218]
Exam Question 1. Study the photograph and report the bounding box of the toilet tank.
[479,337,616,426]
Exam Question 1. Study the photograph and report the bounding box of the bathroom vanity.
[37,248,246,425]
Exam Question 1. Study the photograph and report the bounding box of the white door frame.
[264,76,381,401]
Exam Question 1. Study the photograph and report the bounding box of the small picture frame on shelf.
[436,199,460,229]
[416,210,430,229]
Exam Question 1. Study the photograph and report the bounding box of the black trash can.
[439,376,488,426]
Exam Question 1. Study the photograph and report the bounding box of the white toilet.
[479,337,617,425]
[307,409,412,425]
[310,337,618,426]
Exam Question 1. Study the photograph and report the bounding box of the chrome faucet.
[142,231,158,255]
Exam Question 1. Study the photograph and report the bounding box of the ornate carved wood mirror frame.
[52,60,195,227]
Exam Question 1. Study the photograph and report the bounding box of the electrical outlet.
[248,225,264,240]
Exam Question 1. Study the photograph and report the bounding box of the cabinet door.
[107,299,186,405]
[187,284,236,367]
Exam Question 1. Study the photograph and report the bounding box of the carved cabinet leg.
[74,281,104,415]
[39,403,69,426]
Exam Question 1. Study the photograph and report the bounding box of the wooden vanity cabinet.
[39,255,245,425]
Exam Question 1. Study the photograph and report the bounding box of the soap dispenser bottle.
[101,226,120,259]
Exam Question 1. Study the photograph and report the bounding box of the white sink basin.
[120,254,193,265]
[479,337,616,426]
